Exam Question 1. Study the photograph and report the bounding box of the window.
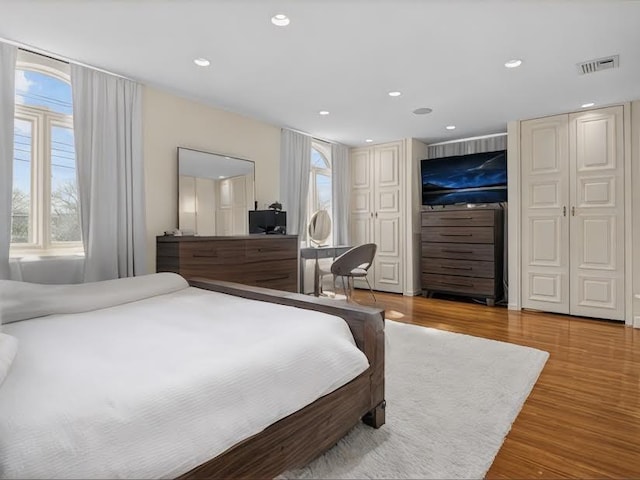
[11,52,82,256]
[307,142,332,239]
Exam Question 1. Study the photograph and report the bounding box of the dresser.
[156,235,298,292]
[420,208,503,306]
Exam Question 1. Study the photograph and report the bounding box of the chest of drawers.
[420,208,503,306]
[156,235,299,292]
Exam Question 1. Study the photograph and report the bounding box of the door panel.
[375,144,400,188]
[351,149,372,190]
[569,106,624,320]
[521,114,570,314]
[374,216,402,292]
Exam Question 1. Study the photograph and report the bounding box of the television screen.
[420,150,507,206]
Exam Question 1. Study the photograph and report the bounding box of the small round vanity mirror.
[308,210,331,246]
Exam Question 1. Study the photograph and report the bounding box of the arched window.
[307,142,332,240]
[11,51,82,255]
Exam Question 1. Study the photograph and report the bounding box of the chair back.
[331,243,377,276]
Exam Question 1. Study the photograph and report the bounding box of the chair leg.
[341,276,348,301]
[365,276,376,302]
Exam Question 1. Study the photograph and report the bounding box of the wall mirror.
[178,147,255,236]
[308,209,332,246]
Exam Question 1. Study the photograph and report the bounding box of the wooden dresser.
[156,235,298,292]
[420,208,503,306]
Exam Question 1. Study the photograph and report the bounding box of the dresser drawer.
[421,242,495,262]
[421,209,496,227]
[421,226,495,244]
[421,273,495,296]
[422,258,495,279]
[242,259,298,292]
[180,240,243,265]
[245,237,298,261]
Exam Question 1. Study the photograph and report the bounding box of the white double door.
[521,106,625,320]
[350,141,403,293]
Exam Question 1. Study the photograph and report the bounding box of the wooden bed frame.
[178,278,386,480]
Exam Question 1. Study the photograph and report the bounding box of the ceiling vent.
[577,55,619,75]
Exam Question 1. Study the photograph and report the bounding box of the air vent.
[577,55,619,75]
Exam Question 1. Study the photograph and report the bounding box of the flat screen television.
[248,209,287,234]
[420,150,507,206]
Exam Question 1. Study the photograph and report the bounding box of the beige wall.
[143,87,281,272]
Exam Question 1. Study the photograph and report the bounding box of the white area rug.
[282,320,549,479]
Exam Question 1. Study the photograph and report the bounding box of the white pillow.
[0,272,189,324]
[0,333,18,388]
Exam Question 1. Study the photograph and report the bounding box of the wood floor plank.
[352,291,640,479]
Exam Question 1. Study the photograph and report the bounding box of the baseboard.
[508,302,520,311]
[403,289,421,297]
[634,316,640,328]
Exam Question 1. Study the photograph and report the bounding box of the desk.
[300,245,352,296]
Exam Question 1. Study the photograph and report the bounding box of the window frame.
[10,60,83,257]
[307,141,333,242]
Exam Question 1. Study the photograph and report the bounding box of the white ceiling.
[1,0,639,147]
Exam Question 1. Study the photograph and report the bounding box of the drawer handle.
[442,265,473,271]
[442,249,473,254]
[439,216,473,220]
[256,276,290,282]
[439,233,473,237]
[193,253,219,258]
[441,281,474,288]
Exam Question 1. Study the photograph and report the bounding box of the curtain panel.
[71,65,146,282]
[279,128,311,238]
[0,43,17,280]
[331,142,350,245]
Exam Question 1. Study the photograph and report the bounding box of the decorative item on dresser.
[421,207,504,306]
[156,235,299,292]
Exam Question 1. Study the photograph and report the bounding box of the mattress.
[0,286,369,479]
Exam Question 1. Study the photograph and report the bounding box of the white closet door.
[521,114,570,314]
[350,148,374,247]
[230,176,247,235]
[569,106,625,320]
[373,142,403,293]
[195,177,216,236]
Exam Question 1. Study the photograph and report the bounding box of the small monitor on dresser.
[249,210,287,234]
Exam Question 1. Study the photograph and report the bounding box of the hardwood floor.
[352,291,640,479]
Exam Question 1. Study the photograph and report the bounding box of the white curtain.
[0,43,17,280]
[280,128,311,237]
[331,142,350,246]
[71,65,147,282]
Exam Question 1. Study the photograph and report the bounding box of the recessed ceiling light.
[388,91,402,97]
[218,175,225,179]
[504,59,522,68]
[581,102,595,108]
[365,139,373,143]
[193,58,210,67]
[271,14,290,26]
[413,107,433,115]
[319,110,330,115]
[446,125,456,130]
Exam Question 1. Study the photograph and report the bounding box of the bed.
[0,273,385,479]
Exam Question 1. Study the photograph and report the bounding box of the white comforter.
[0,287,369,479]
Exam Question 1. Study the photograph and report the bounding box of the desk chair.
[322,243,377,302]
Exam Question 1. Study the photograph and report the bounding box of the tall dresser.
[420,208,503,306]
[156,235,298,292]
